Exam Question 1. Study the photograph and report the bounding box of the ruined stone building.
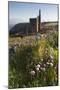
[10,9,58,36]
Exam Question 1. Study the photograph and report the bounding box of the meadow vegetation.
[9,30,58,88]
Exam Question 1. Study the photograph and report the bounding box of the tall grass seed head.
[50,55,54,60]
[50,47,54,52]
[45,48,48,51]
[50,59,54,65]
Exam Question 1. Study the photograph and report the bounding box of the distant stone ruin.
[10,9,58,36]
[30,9,41,34]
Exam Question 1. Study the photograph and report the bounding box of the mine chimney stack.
[39,9,41,32]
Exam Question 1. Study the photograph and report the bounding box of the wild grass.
[9,31,58,88]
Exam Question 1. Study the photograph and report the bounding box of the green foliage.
[46,31,58,48]
[9,31,58,88]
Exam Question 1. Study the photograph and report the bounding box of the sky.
[9,1,58,25]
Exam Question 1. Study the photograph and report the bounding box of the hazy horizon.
[9,1,58,29]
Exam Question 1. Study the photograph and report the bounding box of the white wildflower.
[41,67,45,71]
[47,62,49,65]
[41,34,44,38]
[42,68,45,71]
[41,58,43,61]
[36,67,39,71]
[14,46,17,52]
[50,63,53,67]
[36,64,40,68]
[30,70,35,76]
[54,67,56,69]
[40,67,43,70]
[44,64,46,67]
[45,51,48,54]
